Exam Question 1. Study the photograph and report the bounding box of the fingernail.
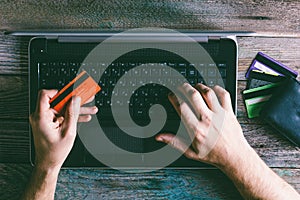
[168,92,175,98]
[74,96,81,104]
[156,136,164,142]
[93,106,98,113]
[183,82,189,87]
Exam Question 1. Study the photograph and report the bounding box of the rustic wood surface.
[0,0,299,36]
[0,0,300,199]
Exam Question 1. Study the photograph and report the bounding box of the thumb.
[156,133,199,161]
[62,96,81,136]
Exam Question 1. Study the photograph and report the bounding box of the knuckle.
[39,89,47,96]
[222,90,230,99]
[201,114,211,124]
[193,127,205,140]
[170,138,176,147]
[189,88,199,100]
[205,89,214,99]
[194,131,205,142]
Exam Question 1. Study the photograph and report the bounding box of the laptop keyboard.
[38,61,227,123]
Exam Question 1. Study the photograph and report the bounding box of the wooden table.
[0,0,299,199]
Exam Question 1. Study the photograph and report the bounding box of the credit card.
[245,52,298,79]
[246,70,286,89]
[49,70,101,113]
[243,83,281,118]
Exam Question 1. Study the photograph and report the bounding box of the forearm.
[21,166,60,200]
[218,145,300,200]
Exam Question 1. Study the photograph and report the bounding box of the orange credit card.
[49,70,101,113]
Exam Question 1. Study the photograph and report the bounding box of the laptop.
[25,30,238,168]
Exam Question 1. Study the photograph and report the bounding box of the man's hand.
[29,89,98,170]
[156,83,300,199]
[22,89,98,200]
[156,83,248,167]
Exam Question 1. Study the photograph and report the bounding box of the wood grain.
[0,1,300,197]
[0,0,299,35]
[1,164,299,200]
[1,119,299,168]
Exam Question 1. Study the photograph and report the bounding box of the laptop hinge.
[45,35,59,39]
[58,36,209,43]
[208,36,221,40]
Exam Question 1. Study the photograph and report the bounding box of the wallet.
[260,78,300,146]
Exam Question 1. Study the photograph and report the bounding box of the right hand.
[156,83,251,167]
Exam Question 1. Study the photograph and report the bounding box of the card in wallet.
[243,83,281,118]
[260,78,300,146]
[246,70,286,89]
[49,70,101,113]
[245,52,298,79]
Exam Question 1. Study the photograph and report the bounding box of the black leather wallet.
[260,78,300,146]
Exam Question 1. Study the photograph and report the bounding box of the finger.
[36,89,58,113]
[62,96,81,137]
[213,85,233,112]
[53,116,64,128]
[156,133,199,160]
[168,93,201,140]
[80,106,98,115]
[195,84,221,112]
[178,83,211,118]
[54,116,64,125]
[78,115,92,123]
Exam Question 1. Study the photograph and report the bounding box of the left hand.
[29,89,98,171]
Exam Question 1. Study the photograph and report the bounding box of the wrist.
[216,141,256,172]
[34,163,61,177]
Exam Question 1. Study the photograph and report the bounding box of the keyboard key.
[217,63,227,68]
[162,68,171,76]
[178,68,187,76]
[207,68,217,77]
[103,69,111,76]
[219,68,227,77]
[178,63,186,68]
[40,66,50,77]
[50,68,59,76]
[208,63,217,68]
[207,79,216,86]
[111,68,121,76]
[197,67,206,77]
[70,68,78,76]
[151,68,161,76]
[198,78,205,84]
[132,68,141,76]
[60,68,70,76]
[141,68,150,76]
[58,78,66,88]
[188,68,197,77]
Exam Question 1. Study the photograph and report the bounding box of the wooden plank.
[0,164,299,200]
[0,120,30,163]
[0,76,28,119]
[0,33,30,75]
[1,120,299,168]
[0,33,299,77]
[1,0,300,34]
